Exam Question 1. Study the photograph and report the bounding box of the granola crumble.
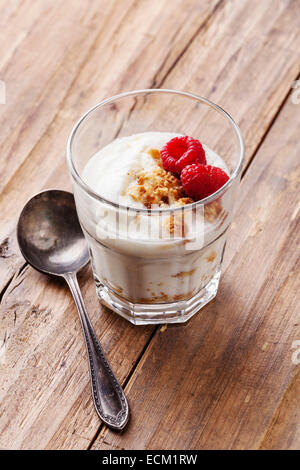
[128,148,193,208]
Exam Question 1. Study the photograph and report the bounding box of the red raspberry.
[160,136,206,175]
[181,164,229,201]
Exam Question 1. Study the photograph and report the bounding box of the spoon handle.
[64,272,129,430]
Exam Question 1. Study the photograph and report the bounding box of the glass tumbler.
[66,89,244,325]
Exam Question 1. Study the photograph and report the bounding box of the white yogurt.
[78,132,230,304]
[83,132,228,208]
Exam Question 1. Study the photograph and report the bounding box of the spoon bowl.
[17,190,89,276]
[17,189,129,431]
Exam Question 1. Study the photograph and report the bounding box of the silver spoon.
[17,189,129,430]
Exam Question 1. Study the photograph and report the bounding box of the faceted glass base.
[95,271,221,325]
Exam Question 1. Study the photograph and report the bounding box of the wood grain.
[260,368,300,449]
[1,0,299,293]
[0,263,154,449]
[0,0,222,449]
[92,94,300,450]
[0,0,221,292]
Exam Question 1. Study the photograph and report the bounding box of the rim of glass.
[66,88,245,214]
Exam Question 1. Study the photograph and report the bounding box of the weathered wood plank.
[92,93,300,449]
[0,0,222,449]
[0,0,134,290]
[161,0,300,160]
[0,0,299,450]
[0,262,154,449]
[259,368,300,449]
[0,0,222,292]
[1,0,299,294]
[0,0,126,190]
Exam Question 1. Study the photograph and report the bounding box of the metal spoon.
[17,189,129,430]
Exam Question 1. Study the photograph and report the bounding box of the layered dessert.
[80,132,230,310]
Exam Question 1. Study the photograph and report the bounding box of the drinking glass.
[66,89,244,324]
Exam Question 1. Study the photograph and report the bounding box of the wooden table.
[0,0,299,450]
